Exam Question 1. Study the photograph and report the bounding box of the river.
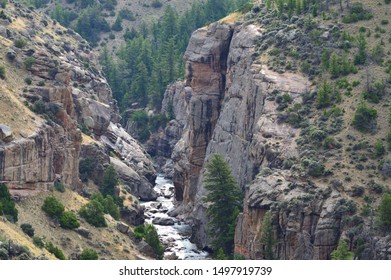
[141,175,209,260]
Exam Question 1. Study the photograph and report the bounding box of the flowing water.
[141,175,209,260]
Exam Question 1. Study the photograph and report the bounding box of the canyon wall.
[168,17,384,259]
[0,3,155,198]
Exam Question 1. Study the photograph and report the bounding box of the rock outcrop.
[0,2,155,199]
[169,16,367,259]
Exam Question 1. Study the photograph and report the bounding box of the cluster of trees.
[99,0,249,135]
[265,0,351,18]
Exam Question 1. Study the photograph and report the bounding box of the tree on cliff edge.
[203,154,242,257]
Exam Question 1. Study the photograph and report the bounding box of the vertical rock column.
[174,23,234,204]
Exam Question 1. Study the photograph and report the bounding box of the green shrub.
[133,225,146,239]
[24,77,32,85]
[144,224,164,259]
[79,200,107,227]
[23,57,36,69]
[307,161,325,177]
[54,181,65,193]
[151,0,162,8]
[14,38,27,48]
[42,196,65,218]
[352,103,377,133]
[32,236,45,248]
[331,240,353,260]
[374,140,386,158]
[377,193,391,232]
[29,100,46,115]
[381,19,389,25]
[59,211,80,229]
[342,4,373,24]
[0,183,18,222]
[46,242,66,260]
[20,224,35,237]
[111,16,123,32]
[0,65,5,79]
[363,81,386,103]
[80,248,98,260]
[88,192,120,221]
[119,9,135,21]
[104,195,120,220]
[79,157,96,182]
[101,165,118,197]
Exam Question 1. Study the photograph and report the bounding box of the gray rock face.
[120,205,145,226]
[110,157,157,201]
[102,123,156,184]
[0,124,13,142]
[116,222,130,234]
[0,124,81,196]
[169,21,359,260]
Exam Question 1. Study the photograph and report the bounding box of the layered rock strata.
[0,3,155,199]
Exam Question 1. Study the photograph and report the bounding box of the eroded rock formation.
[168,18,370,259]
[0,2,155,199]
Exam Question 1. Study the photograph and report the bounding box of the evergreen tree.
[377,193,391,232]
[354,33,367,65]
[0,183,18,222]
[331,240,353,260]
[112,16,123,32]
[260,211,275,260]
[316,80,332,108]
[101,165,119,197]
[329,53,340,78]
[203,154,242,257]
[144,224,164,259]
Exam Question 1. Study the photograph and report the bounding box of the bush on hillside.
[45,242,66,260]
[79,200,107,227]
[79,248,98,260]
[20,224,35,237]
[0,183,18,222]
[42,196,65,218]
[59,211,80,229]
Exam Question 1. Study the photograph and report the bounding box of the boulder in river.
[152,217,176,226]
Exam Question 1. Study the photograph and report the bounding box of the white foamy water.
[141,175,209,260]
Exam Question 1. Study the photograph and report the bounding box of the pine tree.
[112,16,123,32]
[331,240,353,260]
[203,154,242,257]
[260,211,275,260]
[316,80,332,108]
[101,165,119,197]
[329,53,340,78]
[354,33,367,65]
[377,193,391,232]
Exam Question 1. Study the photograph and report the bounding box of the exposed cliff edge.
[0,2,155,200]
[163,2,391,259]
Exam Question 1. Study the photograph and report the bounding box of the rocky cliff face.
[0,2,155,199]
[168,10,389,259]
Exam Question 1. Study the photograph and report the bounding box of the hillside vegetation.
[232,0,391,259]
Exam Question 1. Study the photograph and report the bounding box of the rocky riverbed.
[142,175,209,260]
